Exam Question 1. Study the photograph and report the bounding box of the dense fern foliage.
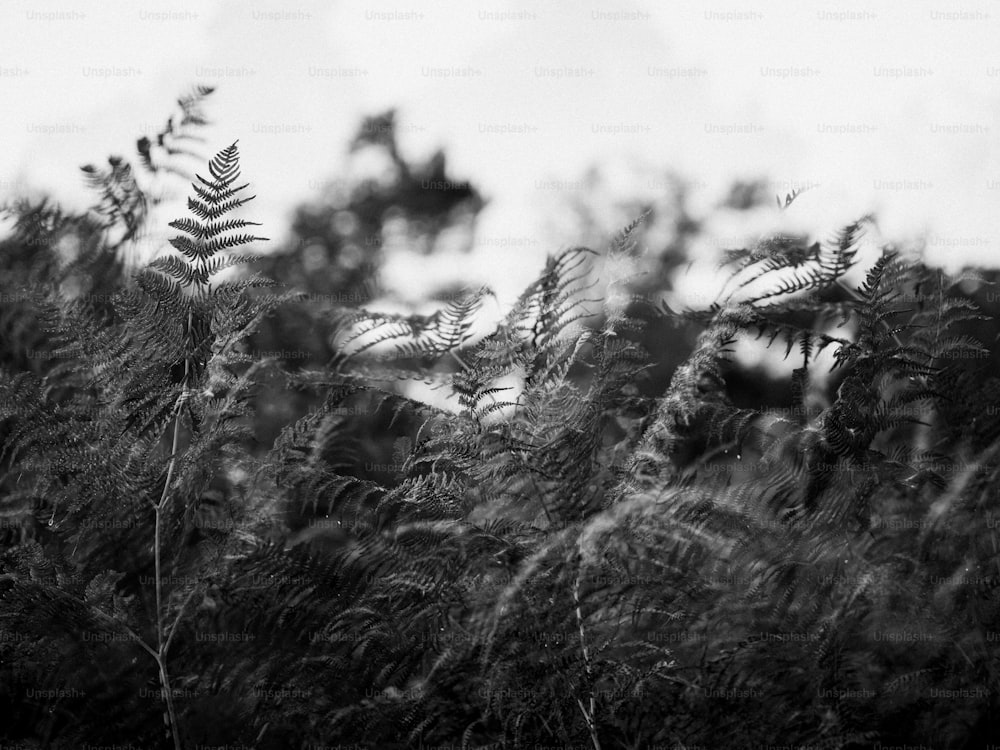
[3,124,1000,750]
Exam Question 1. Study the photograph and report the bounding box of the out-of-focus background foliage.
[2,0,999,500]
[4,95,1000,501]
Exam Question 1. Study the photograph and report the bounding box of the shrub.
[1,120,999,750]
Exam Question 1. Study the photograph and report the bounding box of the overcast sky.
[2,0,998,304]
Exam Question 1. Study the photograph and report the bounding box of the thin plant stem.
[150,310,191,750]
[574,561,602,750]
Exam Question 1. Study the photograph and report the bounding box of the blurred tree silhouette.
[720,177,773,211]
[250,109,485,449]
[253,109,484,365]
[548,168,790,410]
[258,109,483,309]
[558,168,1000,446]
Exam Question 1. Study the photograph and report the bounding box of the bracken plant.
[1,120,999,749]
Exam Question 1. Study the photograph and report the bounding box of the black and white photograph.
[1,1,999,748]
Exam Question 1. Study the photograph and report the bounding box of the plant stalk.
[574,564,602,750]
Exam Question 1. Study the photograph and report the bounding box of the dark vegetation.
[2,89,1000,749]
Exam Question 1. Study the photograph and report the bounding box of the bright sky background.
[2,0,998,308]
